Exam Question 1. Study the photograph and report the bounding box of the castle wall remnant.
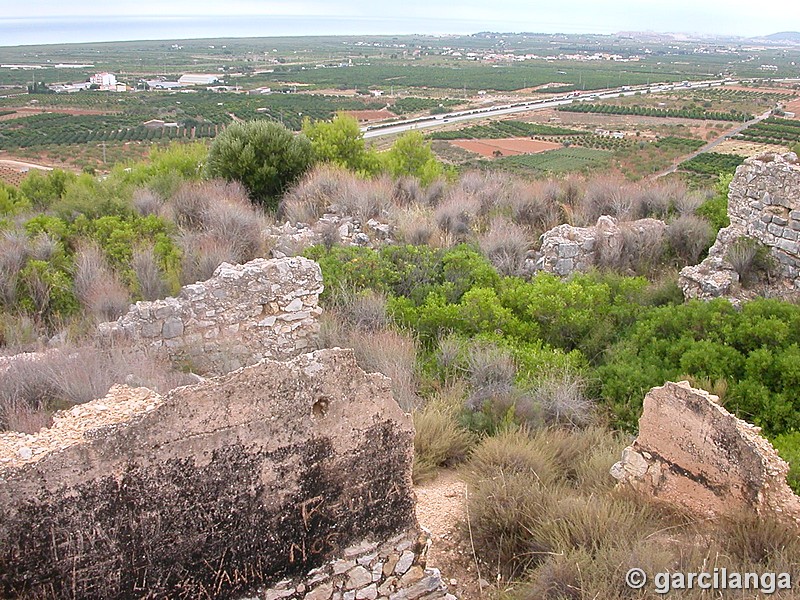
[536,216,666,276]
[680,152,800,301]
[611,381,800,522]
[99,256,323,374]
[0,349,452,599]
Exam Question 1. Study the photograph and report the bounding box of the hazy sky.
[2,0,797,44]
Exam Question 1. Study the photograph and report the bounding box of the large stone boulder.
[0,349,419,599]
[611,381,800,523]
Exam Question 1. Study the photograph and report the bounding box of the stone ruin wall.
[0,349,453,600]
[680,152,800,301]
[99,256,323,375]
[611,381,800,523]
[535,215,667,276]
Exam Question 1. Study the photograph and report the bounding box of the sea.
[0,15,500,47]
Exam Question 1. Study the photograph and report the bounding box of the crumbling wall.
[99,256,323,374]
[680,152,800,302]
[611,381,800,522]
[536,216,666,276]
[0,349,449,600]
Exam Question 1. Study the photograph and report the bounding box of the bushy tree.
[382,131,444,186]
[302,113,380,174]
[19,169,77,210]
[206,120,313,210]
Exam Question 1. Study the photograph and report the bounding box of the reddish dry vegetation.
[342,108,397,122]
[0,167,28,187]
[451,137,561,158]
[8,107,119,117]
[785,98,800,119]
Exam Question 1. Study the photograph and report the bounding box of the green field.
[736,116,800,145]
[680,152,746,175]
[558,102,752,122]
[493,147,612,174]
[428,120,586,140]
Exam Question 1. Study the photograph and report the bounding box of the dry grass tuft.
[132,247,169,301]
[0,230,29,306]
[413,385,476,483]
[666,214,714,266]
[0,345,195,432]
[478,217,530,276]
[281,165,350,224]
[74,244,130,322]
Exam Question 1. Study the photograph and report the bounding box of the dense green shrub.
[597,299,800,434]
[206,120,314,210]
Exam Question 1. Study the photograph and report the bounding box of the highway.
[362,79,738,139]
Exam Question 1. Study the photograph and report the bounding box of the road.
[362,79,738,139]
[653,108,774,178]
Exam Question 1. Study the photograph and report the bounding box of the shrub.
[726,237,775,287]
[302,113,379,173]
[531,372,594,427]
[412,386,476,483]
[132,247,168,301]
[382,131,444,186]
[666,214,714,265]
[206,120,314,210]
[478,217,530,277]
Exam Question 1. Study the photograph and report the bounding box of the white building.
[90,72,117,88]
[178,74,220,86]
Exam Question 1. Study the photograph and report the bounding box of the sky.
[1,0,798,45]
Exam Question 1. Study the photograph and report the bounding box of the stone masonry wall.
[680,152,800,301]
[536,216,666,276]
[0,349,446,600]
[611,381,800,523]
[98,256,323,374]
[247,531,454,600]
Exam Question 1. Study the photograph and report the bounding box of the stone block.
[0,350,415,599]
[611,381,800,522]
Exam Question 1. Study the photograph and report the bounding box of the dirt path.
[0,159,52,171]
[415,470,487,599]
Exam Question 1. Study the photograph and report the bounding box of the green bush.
[206,120,314,210]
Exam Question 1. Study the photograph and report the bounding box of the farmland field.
[428,120,586,140]
[735,116,800,146]
[451,137,562,157]
[492,147,612,174]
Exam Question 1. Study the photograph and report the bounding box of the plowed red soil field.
[452,137,561,157]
